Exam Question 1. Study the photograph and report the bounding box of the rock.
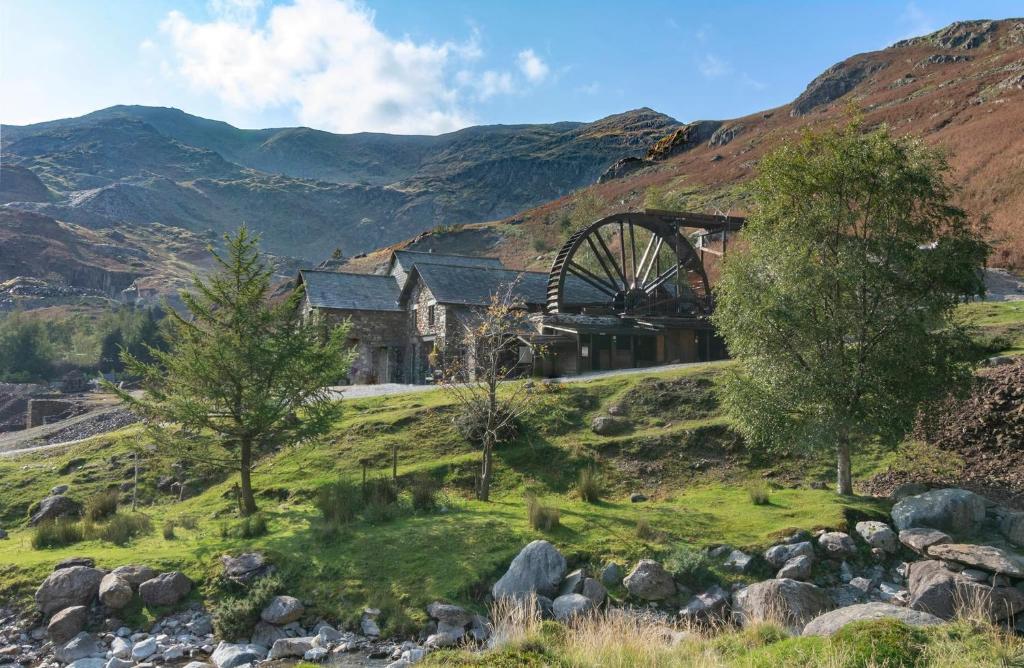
[891,488,987,533]
[535,595,554,619]
[629,493,647,503]
[723,550,753,573]
[764,541,814,568]
[849,577,874,593]
[99,574,133,610]
[707,545,734,559]
[855,522,898,553]
[36,566,104,616]
[303,647,328,662]
[622,560,675,600]
[361,616,381,638]
[183,663,213,668]
[314,625,342,647]
[590,416,627,435]
[802,602,944,636]
[48,606,88,644]
[268,637,314,659]
[164,646,188,662]
[51,484,70,496]
[55,556,95,570]
[552,593,594,621]
[818,532,857,558]
[899,528,952,555]
[139,572,191,607]
[55,632,104,663]
[0,527,6,539]
[908,559,1024,621]
[581,578,607,606]
[558,569,585,596]
[777,555,813,581]
[105,658,134,668]
[110,565,157,588]
[220,553,273,584]
[68,659,106,668]
[403,647,427,663]
[110,637,132,659]
[425,632,458,648]
[732,579,833,632]
[829,583,867,607]
[998,511,1024,546]
[600,562,623,587]
[491,540,567,600]
[212,642,267,668]
[927,543,1024,578]
[468,615,490,643]
[261,595,304,625]
[679,585,728,622]
[961,568,989,582]
[251,621,287,648]
[891,483,930,500]
[132,637,157,660]
[426,602,471,627]
[30,495,83,525]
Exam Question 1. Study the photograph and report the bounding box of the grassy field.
[0,363,896,633]
[959,299,1024,354]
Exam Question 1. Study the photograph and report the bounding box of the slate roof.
[392,250,504,274]
[407,263,609,307]
[299,270,402,311]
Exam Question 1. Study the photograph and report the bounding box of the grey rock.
[802,602,944,636]
[139,572,191,607]
[99,574,134,610]
[55,633,104,663]
[314,625,342,647]
[899,528,952,555]
[105,658,134,668]
[132,637,157,660]
[30,495,83,525]
[723,550,753,573]
[0,528,7,539]
[55,556,96,570]
[733,579,833,632]
[855,522,898,553]
[468,614,491,643]
[998,511,1024,546]
[68,659,106,668]
[36,566,104,616]
[622,560,675,600]
[426,602,472,627]
[48,605,88,644]
[491,540,567,600]
[629,493,648,503]
[268,637,314,659]
[220,553,272,584]
[425,632,458,648]
[110,637,132,659]
[891,488,987,533]
[679,585,728,622]
[251,621,287,648]
[260,596,304,625]
[599,562,623,587]
[777,555,813,581]
[361,616,380,637]
[707,545,734,559]
[558,569,585,596]
[110,565,157,588]
[164,647,187,662]
[892,483,930,500]
[211,642,267,668]
[961,568,989,582]
[590,416,627,435]
[830,583,867,607]
[552,593,594,621]
[436,621,465,640]
[303,647,328,662]
[765,542,814,568]
[908,559,1024,621]
[51,484,70,496]
[849,577,874,593]
[926,543,1024,578]
[581,578,607,606]
[183,663,213,668]
[877,582,909,604]
[818,532,857,558]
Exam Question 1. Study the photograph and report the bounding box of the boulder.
[220,552,273,584]
[581,578,607,606]
[426,631,458,648]
[361,614,381,637]
[426,602,472,627]
[998,511,1024,546]
[891,483,929,500]
[764,541,814,568]
[723,550,753,573]
[212,642,267,668]
[139,571,191,607]
[891,488,987,533]
[251,621,287,648]
[105,658,134,668]
[131,637,157,660]
[622,560,675,600]
[629,493,648,503]
[679,585,729,622]
[818,532,857,558]
[855,522,898,553]
[491,540,567,600]
[899,528,952,555]
[47,605,88,644]
[926,543,1024,578]
[30,495,83,525]
[802,602,944,636]
[268,637,314,659]
[0,527,7,539]
[55,556,95,570]
[908,559,1024,621]
[99,574,133,610]
[68,660,105,668]
[558,569,586,596]
[314,625,342,647]
[552,593,595,621]
[261,595,305,625]
[777,555,813,581]
[55,632,104,663]
[590,416,627,435]
[304,647,328,662]
[36,566,104,616]
[110,564,157,588]
[599,562,623,587]
[183,663,214,668]
[110,637,131,659]
[732,579,833,632]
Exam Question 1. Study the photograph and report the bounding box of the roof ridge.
[396,249,501,260]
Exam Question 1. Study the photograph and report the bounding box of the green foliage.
[162,520,176,540]
[713,120,988,493]
[91,513,152,546]
[832,618,929,668]
[568,191,606,234]
[525,493,560,531]
[663,544,712,588]
[210,573,283,642]
[114,227,355,515]
[84,489,119,521]
[31,519,84,549]
[315,480,362,526]
[220,513,269,539]
[746,481,771,506]
[0,312,56,381]
[576,468,603,503]
[409,474,441,512]
[890,440,965,481]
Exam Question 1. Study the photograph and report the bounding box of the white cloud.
[698,53,731,79]
[575,81,601,95]
[898,1,937,41]
[160,0,478,134]
[208,0,265,25]
[517,48,549,83]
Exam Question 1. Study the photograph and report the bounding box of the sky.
[2,0,1022,135]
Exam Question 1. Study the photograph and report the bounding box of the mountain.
[1,107,679,262]
[344,18,1024,275]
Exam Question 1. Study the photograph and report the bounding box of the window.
[427,304,435,327]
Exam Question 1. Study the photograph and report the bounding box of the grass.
[0,363,890,627]
[525,493,560,531]
[957,300,1024,355]
[746,481,771,506]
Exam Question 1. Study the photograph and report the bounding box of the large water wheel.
[546,211,726,316]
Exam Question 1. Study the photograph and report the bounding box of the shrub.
[576,468,603,503]
[84,488,119,521]
[315,480,363,525]
[525,493,560,531]
[663,544,712,588]
[211,574,283,641]
[32,519,83,549]
[95,513,152,546]
[364,476,399,506]
[454,407,520,445]
[635,520,664,542]
[220,513,269,539]
[177,516,199,530]
[832,618,929,668]
[162,520,176,540]
[747,481,771,506]
[409,474,440,512]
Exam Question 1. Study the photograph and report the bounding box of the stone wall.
[27,399,74,428]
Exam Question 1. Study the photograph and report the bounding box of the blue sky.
[2,1,1021,134]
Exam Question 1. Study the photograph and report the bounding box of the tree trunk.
[836,435,853,495]
[239,439,258,516]
[479,436,493,502]
[132,451,139,512]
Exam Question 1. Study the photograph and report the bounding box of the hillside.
[344,18,1024,275]
[0,107,678,265]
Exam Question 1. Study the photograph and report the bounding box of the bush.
[409,474,440,512]
[525,493,560,531]
[163,520,176,540]
[32,519,84,549]
[315,480,362,525]
[747,481,771,506]
[94,513,152,546]
[454,407,520,445]
[364,477,399,506]
[635,520,664,542]
[220,514,269,539]
[832,618,928,668]
[576,468,603,503]
[663,544,712,588]
[84,488,119,521]
[211,574,283,641]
